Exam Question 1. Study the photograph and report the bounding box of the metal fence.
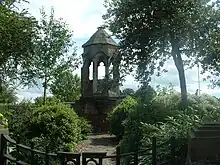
[0,134,177,165]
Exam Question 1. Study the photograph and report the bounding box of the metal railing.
[0,133,177,165]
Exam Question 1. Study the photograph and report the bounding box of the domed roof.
[82,27,117,48]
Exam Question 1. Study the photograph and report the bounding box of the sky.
[16,0,220,101]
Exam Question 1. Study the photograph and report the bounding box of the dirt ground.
[76,134,119,165]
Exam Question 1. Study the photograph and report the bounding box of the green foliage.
[0,113,8,128]
[21,8,80,103]
[121,88,135,96]
[118,89,220,164]
[34,96,60,106]
[109,96,138,138]
[103,0,220,105]
[50,72,81,102]
[134,85,156,103]
[78,117,92,140]
[0,83,17,103]
[0,0,37,84]
[8,102,91,152]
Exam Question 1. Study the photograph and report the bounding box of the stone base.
[75,96,122,133]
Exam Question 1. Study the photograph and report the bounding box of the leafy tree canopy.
[103,0,220,105]
[21,8,80,104]
[50,71,81,102]
[0,83,17,103]
[121,88,135,96]
[0,0,37,85]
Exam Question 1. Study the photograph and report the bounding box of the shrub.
[0,113,8,128]
[108,96,138,138]
[119,88,176,154]
[8,102,90,152]
[139,93,220,164]
[119,89,220,164]
[34,96,61,106]
[78,117,92,140]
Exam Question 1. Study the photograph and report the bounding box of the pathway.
[76,134,119,165]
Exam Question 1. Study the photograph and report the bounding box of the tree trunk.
[171,38,188,107]
[43,76,47,105]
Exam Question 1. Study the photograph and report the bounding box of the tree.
[0,0,37,88]
[0,83,17,103]
[50,71,81,102]
[121,88,135,96]
[21,8,79,105]
[135,85,156,103]
[34,96,60,106]
[103,0,219,106]
[198,19,220,87]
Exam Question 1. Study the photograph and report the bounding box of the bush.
[119,88,220,165]
[78,117,92,140]
[140,92,220,164]
[34,96,61,106]
[0,113,8,128]
[119,87,175,154]
[8,102,90,152]
[108,96,138,138]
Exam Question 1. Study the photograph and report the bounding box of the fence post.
[152,137,156,165]
[16,136,20,165]
[30,141,34,165]
[171,136,176,165]
[45,147,49,165]
[0,134,7,165]
[134,152,138,165]
[57,152,65,165]
[116,145,121,165]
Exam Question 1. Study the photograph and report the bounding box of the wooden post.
[171,136,176,165]
[152,137,157,165]
[0,134,7,165]
[116,146,121,165]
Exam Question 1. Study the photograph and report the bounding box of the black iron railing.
[0,133,177,165]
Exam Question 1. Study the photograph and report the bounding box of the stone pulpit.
[75,27,122,133]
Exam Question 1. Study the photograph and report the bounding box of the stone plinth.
[75,96,122,133]
[188,122,220,162]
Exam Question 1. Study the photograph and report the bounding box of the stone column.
[82,64,89,96]
[113,63,120,95]
[105,61,109,78]
[93,60,98,94]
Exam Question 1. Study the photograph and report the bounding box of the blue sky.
[16,0,220,101]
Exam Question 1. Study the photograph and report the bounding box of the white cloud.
[22,0,106,39]
[16,0,220,101]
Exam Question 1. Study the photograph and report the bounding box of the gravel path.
[76,134,119,165]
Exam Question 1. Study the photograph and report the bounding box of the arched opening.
[98,62,105,79]
[89,62,93,80]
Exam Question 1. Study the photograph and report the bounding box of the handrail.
[1,133,176,165]
[2,134,57,157]
[3,134,16,144]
